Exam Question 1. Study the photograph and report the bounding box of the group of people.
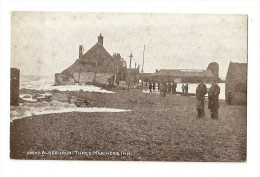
[196,79,220,119]
[181,84,189,93]
[148,79,220,119]
[148,82,177,96]
[147,80,220,119]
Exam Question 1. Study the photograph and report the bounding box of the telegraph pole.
[128,53,133,91]
[129,53,133,69]
[141,45,145,88]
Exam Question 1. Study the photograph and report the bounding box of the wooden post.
[129,53,133,69]
[128,53,133,90]
[10,68,20,106]
[141,45,145,88]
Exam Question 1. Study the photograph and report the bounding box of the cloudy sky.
[11,12,247,78]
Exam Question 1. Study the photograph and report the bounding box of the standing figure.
[160,82,165,97]
[173,82,177,94]
[170,83,174,94]
[208,80,220,119]
[185,84,189,93]
[182,84,185,93]
[158,82,160,91]
[149,82,153,93]
[163,82,167,96]
[168,83,172,93]
[196,80,207,118]
[153,82,156,91]
[226,90,232,105]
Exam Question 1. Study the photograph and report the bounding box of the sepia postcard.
[10,11,247,161]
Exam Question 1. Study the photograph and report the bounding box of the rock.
[23,94,32,98]
[68,96,93,107]
[36,95,52,102]
[32,93,42,99]
[75,99,92,107]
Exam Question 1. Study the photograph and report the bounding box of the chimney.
[79,45,83,59]
[98,33,103,46]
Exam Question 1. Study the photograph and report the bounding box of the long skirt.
[196,99,205,117]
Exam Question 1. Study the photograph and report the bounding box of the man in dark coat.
[185,84,189,93]
[173,82,177,94]
[182,84,185,93]
[149,82,153,93]
[163,82,167,96]
[168,83,172,93]
[196,80,207,118]
[208,80,220,119]
[153,82,156,91]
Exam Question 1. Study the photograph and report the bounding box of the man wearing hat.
[196,79,207,118]
[208,79,220,119]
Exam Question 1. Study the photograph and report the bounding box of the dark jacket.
[208,84,220,109]
[149,83,152,89]
[196,83,207,101]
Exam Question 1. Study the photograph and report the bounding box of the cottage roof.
[82,42,114,63]
[62,41,116,75]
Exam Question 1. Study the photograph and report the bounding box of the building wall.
[225,66,247,106]
[72,72,114,85]
[55,74,75,85]
[144,75,215,83]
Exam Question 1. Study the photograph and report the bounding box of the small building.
[225,62,247,105]
[55,34,127,86]
[143,62,220,83]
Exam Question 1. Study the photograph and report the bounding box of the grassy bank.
[10,89,246,161]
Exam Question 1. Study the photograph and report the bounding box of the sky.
[11,12,247,78]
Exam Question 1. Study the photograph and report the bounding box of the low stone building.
[55,34,127,86]
[225,62,247,105]
[143,62,220,83]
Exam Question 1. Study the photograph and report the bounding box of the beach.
[10,88,246,161]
